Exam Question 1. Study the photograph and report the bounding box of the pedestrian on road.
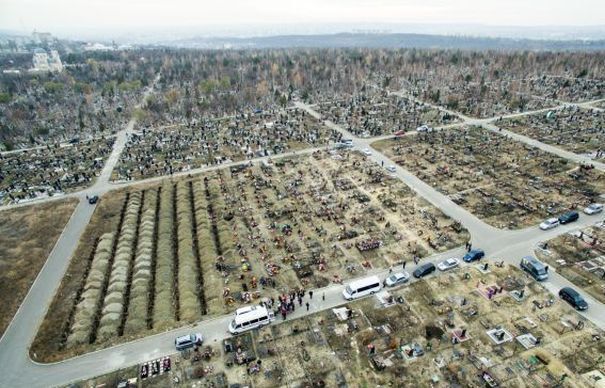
[383,280,387,288]
[281,309,287,321]
[414,256,419,265]
[306,302,310,311]
[381,160,384,167]
[389,266,393,274]
[322,292,325,301]
[309,290,313,299]
[402,261,407,269]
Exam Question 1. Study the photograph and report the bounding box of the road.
[1,94,605,387]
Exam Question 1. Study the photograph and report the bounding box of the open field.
[373,127,605,229]
[68,263,605,387]
[0,198,78,337]
[33,149,468,361]
[316,93,460,137]
[113,108,336,181]
[537,221,605,304]
[495,106,605,160]
[0,137,115,205]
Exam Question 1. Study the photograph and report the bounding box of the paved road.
[1,95,605,387]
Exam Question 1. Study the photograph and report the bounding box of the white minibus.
[342,275,382,300]
[228,305,274,334]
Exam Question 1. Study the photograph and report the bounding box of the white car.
[385,271,410,287]
[539,218,560,230]
[416,125,432,132]
[437,258,460,271]
[386,165,396,173]
[362,148,372,156]
[584,203,603,215]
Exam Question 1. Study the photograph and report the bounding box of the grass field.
[0,198,78,337]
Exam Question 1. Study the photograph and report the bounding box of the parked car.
[539,217,560,230]
[413,262,436,278]
[520,256,549,281]
[362,148,372,156]
[88,195,99,205]
[416,125,432,132]
[385,271,410,287]
[386,165,396,173]
[175,332,203,351]
[559,287,588,311]
[584,203,603,215]
[437,258,460,271]
[463,249,485,263]
[558,211,579,224]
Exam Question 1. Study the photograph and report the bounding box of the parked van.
[228,305,274,335]
[558,210,579,224]
[520,256,549,281]
[342,275,382,300]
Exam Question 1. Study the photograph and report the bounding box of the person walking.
[322,292,325,301]
[309,290,313,299]
[402,261,407,269]
[306,302,310,311]
[389,266,393,274]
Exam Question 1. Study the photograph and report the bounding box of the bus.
[342,275,382,300]
[228,305,274,335]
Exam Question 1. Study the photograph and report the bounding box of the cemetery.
[0,136,115,205]
[372,126,605,229]
[495,106,605,160]
[113,108,336,181]
[536,221,605,304]
[32,149,469,361]
[66,263,605,387]
[315,92,460,137]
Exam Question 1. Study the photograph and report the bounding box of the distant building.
[30,48,63,72]
[84,42,114,51]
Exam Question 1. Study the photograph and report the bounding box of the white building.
[31,49,63,72]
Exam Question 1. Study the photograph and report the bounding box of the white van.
[228,305,274,335]
[342,275,382,300]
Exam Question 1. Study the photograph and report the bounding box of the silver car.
[584,203,603,215]
[385,271,410,287]
[437,258,460,271]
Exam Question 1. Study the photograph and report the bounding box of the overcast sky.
[1,0,605,34]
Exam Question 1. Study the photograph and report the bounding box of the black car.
[88,195,99,205]
[413,262,436,278]
[558,211,579,224]
[559,287,588,311]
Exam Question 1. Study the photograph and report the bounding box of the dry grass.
[0,198,78,337]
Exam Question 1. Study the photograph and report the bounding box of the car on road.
[463,249,485,263]
[413,262,436,278]
[88,195,99,205]
[386,165,396,173]
[520,256,549,281]
[416,125,432,132]
[385,271,410,287]
[175,332,203,351]
[559,287,588,311]
[584,203,603,215]
[362,148,372,156]
[539,217,560,230]
[437,258,460,271]
[558,210,579,224]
